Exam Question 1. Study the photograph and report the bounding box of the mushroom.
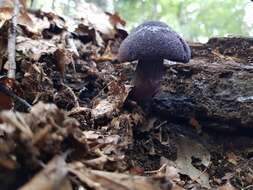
[118,21,191,103]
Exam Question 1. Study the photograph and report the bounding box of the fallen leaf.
[0,111,33,138]
[174,136,211,188]
[19,155,72,190]
[75,2,116,39]
[106,12,126,27]
[0,0,33,27]
[16,36,57,61]
[54,48,69,76]
[218,182,237,190]
[91,83,130,120]
[84,154,109,170]
[226,152,239,165]
[129,167,145,175]
[68,162,173,190]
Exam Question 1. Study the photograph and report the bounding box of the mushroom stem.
[129,58,164,103]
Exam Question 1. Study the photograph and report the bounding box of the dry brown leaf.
[54,48,72,76]
[0,0,33,27]
[129,167,145,175]
[74,23,96,43]
[91,83,130,120]
[106,12,126,27]
[165,165,181,183]
[16,36,57,61]
[75,2,116,39]
[83,130,101,140]
[92,54,115,62]
[226,152,239,165]
[84,155,109,170]
[68,162,173,190]
[0,111,33,137]
[0,101,81,169]
[218,182,237,190]
[19,155,71,190]
[25,11,50,34]
[174,136,211,189]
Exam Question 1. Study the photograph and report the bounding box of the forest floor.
[0,3,253,190]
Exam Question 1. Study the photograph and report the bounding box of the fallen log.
[152,37,253,130]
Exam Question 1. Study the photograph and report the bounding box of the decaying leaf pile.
[0,2,253,190]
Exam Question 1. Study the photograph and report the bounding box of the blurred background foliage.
[26,0,253,42]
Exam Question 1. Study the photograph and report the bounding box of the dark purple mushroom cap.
[118,21,191,63]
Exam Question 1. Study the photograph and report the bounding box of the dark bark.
[152,37,253,130]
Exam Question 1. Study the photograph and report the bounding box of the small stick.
[7,0,19,79]
[191,162,211,183]
[144,164,167,174]
[0,83,31,111]
[65,33,78,73]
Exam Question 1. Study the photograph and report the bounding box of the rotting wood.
[153,37,253,130]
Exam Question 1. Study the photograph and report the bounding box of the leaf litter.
[0,1,252,190]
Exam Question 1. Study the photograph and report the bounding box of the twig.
[7,0,20,79]
[245,184,253,190]
[144,164,167,174]
[191,162,211,183]
[65,33,79,73]
[92,81,113,101]
[0,83,31,111]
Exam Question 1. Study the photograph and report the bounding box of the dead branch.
[7,0,20,79]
